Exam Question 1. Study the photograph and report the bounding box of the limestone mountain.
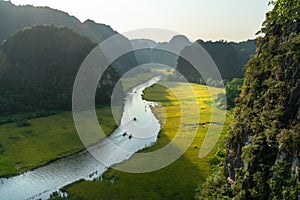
[132,35,192,67]
[0,0,116,44]
[0,0,137,74]
[198,1,300,199]
[225,1,300,198]
[229,40,256,69]
[176,40,256,82]
[0,25,120,114]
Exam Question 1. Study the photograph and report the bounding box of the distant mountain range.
[0,0,256,81]
[0,0,117,44]
[131,35,192,67]
[0,0,256,116]
[0,0,137,75]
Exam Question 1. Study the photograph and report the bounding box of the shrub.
[16,119,30,127]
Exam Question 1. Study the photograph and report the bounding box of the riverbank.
[0,78,231,200]
[0,76,163,200]
[0,106,116,178]
[0,71,156,179]
[62,81,232,200]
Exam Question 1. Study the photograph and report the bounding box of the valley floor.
[0,80,231,199]
[63,81,231,200]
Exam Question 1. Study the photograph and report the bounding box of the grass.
[63,81,232,200]
[120,70,157,93]
[0,70,163,178]
[0,106,116,177]
[0,78,231,199]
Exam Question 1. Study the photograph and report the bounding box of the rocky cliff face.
[225,1,300,199]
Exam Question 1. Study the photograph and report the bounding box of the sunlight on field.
[64,81,232,200]
[0,78,231,199]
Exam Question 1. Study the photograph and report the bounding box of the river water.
[0,76,162,200]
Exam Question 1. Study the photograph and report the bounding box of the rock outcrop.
[225,1,300,199]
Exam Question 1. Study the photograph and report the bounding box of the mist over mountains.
[0,0,256,116]
[0,0,117,44]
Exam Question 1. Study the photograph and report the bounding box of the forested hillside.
[0,25,120,115]
[230,40,256,69]
[176,40,256,82]
[0,0,116,44]
[0,0,137,75]
[198,0,300,199]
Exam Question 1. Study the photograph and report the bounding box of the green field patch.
[0,106,116,177]
[63,81,231,200]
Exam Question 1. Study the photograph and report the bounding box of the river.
[0,76,162,200]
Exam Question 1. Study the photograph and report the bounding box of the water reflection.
[0,77,161,200]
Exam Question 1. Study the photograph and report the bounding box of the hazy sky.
[11,0,272,42]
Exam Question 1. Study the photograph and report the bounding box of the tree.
[225,78,244,108]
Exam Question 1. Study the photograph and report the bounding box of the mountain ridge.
[0,0,117,44]
[0,25,120,114]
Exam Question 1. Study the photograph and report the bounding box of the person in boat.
[129,134,133,139]
[122,132,127,137]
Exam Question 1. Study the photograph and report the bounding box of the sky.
[11,0,272,42]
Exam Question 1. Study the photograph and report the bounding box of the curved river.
[0,77,162,200]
